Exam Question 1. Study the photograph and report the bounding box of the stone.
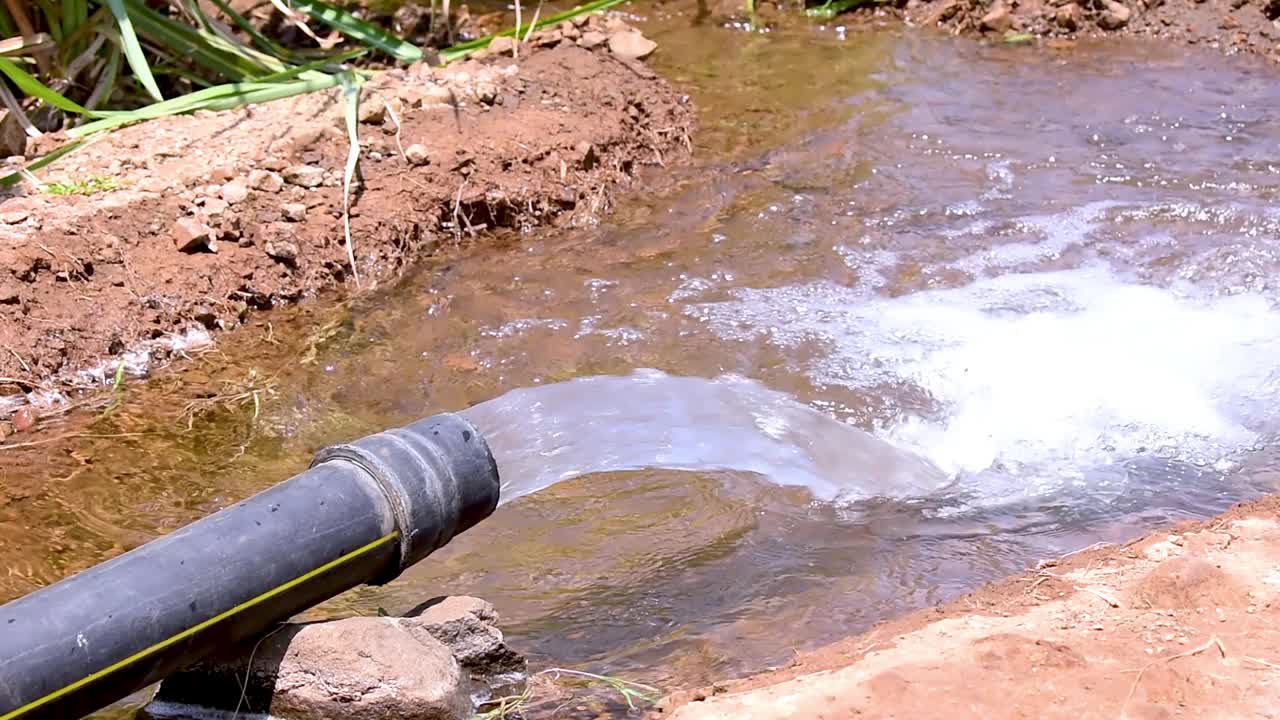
[405,144,430,166]
[248,169,284,193]
[488,35,517,55]
[607,30,658,61]
[11,407,36,433]
[1055,3,1082,29]
[173,217,215,253]
[573,141,597,170]
[980,2,1014,31]
[283,165,325,189]
[148,617,472,720]
[473,82,499,105]
[578,30,608,49]
[358,97,387,124]
[265,239,300,264]
[1100,0,1132,28]
[281,203,307,222]
[0,209,29,225]
[201,197,230,223]
[0,284,20,304]
[422,84,457,107]
[404,596,527,691]
[0,110,26,159]
[220,180,250,205]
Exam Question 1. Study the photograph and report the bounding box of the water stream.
[7,12,1280,718]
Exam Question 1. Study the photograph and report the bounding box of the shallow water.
[8,11,1280,718]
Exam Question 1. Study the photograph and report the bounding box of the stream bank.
[658,495,1280,720]
[0,16,690,424]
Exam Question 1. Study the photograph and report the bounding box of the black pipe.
[0,413,500,720]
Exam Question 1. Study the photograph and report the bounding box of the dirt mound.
[0,17,691,427]
[896,0,1280,58]
[658,495,1280,720]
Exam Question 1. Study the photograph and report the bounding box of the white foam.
[691,264,1280,502]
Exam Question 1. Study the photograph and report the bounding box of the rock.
[201,197,230,223]
[608,30,658,61]
[1055,3,1081,29]
[405,144,430,166]
[1099,0,1132,28]
[405,596,527,695]
[221,180,250,205]
[248,169,284,193]
[209,166,235,183]
[11,407,36,433]
[148,617,472,720]
[281,203,308,222]
[578,30,608,49]
[473,82,498,105]
[265,239,300,264]
[560,20,581,39]
[926,0,962,24]
[173,217,216,253]
[573,141,597,170]
[532,29,563,47]
[0,284,20,304]
[283,165,325,189]
[488,35,517,55]
[0,209,28,225]
[980,2,1014,31]
[0,110,26,158]
[358,97,387,124]
[428,85,458,107]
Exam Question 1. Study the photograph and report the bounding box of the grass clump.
[471,667,660,720]
[0,1,617,187]
[40,173,120,195]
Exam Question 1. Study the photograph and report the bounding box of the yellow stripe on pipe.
[1,531,399,720]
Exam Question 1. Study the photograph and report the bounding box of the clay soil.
[893,0,1280,58]
[0,15,691,425]
[732,0,1280,60]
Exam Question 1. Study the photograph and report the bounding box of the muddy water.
[9,14,1280,718]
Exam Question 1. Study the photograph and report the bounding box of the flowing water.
[8,11,1280,718]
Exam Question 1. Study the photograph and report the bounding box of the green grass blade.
[84,43,121,110]
[0,57,94,115]
[35,0,63,41]
[0,139,89,188]
[256,48,366,82]
[288,0,422,64]
[121,0,263,80]
[206,0,296,60]
[440,0,625,62]
[103,0,165,101]
[70,75,344,136]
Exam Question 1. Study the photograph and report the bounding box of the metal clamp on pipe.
[0,413,500,720]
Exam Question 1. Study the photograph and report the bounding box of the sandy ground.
[657,495,1280,719]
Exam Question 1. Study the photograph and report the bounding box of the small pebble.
[405,144,430,166]
[11,406,36,432]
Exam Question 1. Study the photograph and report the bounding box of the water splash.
[462,369,949,506]
[691,263,1280,510]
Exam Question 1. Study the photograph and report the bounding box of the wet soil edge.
[654,492,1280,716]
[0,23,692,426]
[731,0,1280,60]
